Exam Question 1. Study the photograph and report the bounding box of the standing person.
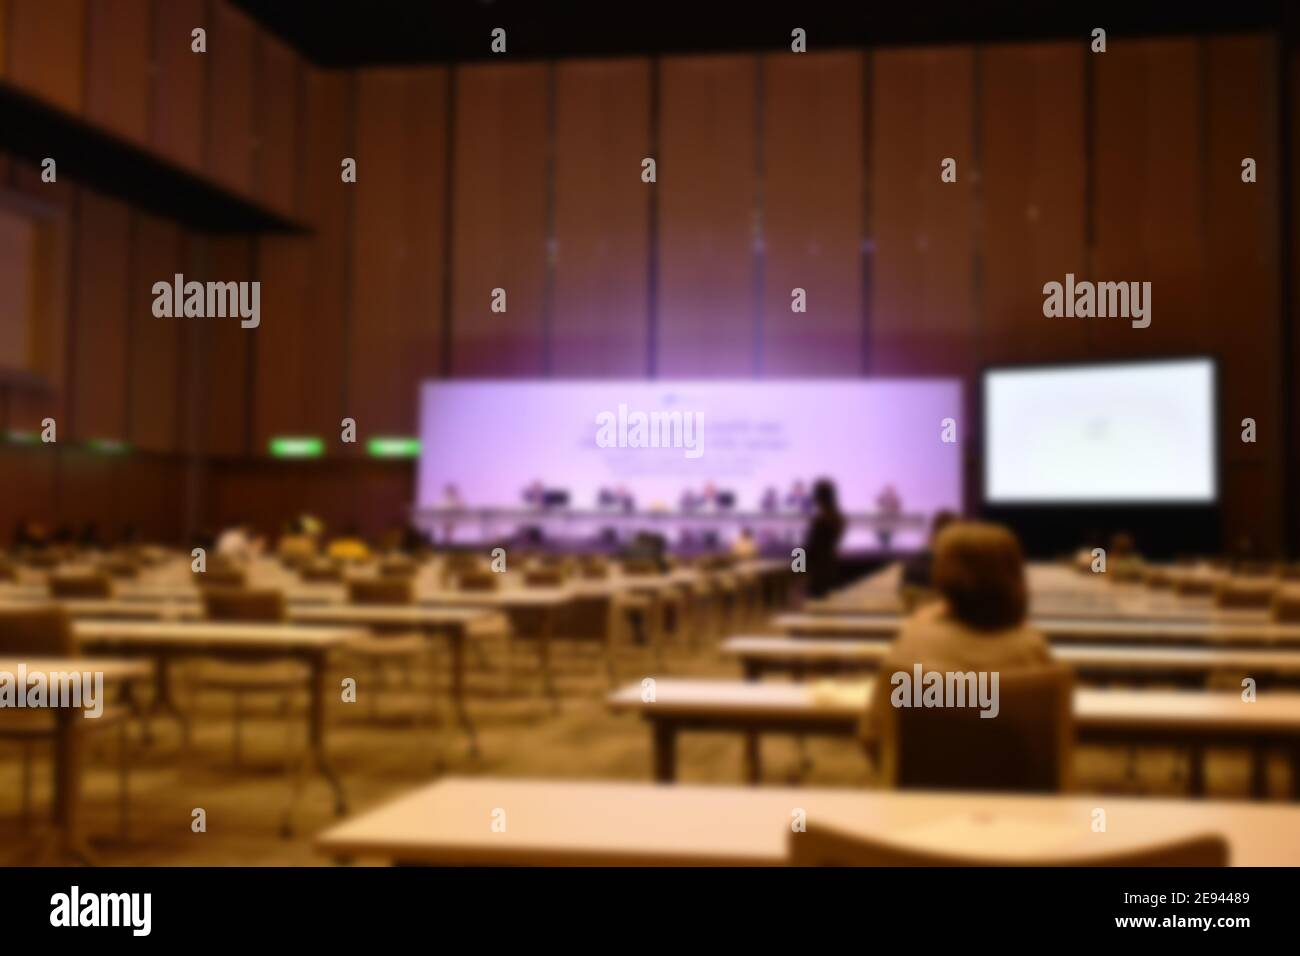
[803,478,846,598]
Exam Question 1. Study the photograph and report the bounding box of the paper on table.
[810,679,871,709]
[894,813,1091,861]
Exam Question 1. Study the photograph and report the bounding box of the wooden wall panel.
[980,43,1087,365]
[69,191,130,441]
[657,55,757,377]
[127,213,183,452]
[0,446,55,542]
[197,237,253,456]
[252,236,309,447]
[205,1,256,196]
[150,0,207,173]
[85,0,152,144]
[256,35,301,217]
[552,58,651,377]
[296,68,350,437]
[450,63,548,376]
[1092,39,1206,358]
[869,48,975,377]
[350,67,446,436]
[761,52,863,376]
[5,0,85,114]
[1204,36,1281,554]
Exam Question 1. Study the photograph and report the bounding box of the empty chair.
[457,570,500,592]
[789,823,1228,867]
[97,558,140,580]
[524,567,566,587]
[194,568,248,590]
[1214,579,1277,609]
[621,558,662,576]
[1271,587,1300,623]
[578,558,609,580]
[1174,576,1216,597]
[345,578,427,720]
[0,607,133,837]
[196,589,307,768]
[379,558,418,579]
[1142,568,1174,589]
[877,665,1074,793]
[348,578,414,605]
[48,573,113,599]
[0,558,18,581]
[1234,560,1279,578]
[299,562,344,583]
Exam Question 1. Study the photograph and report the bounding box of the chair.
[524,567,566,588]
[789,824,1228,866]
[97,559,140,580]
[1270,588,1300,622]
[299,562,344,583]
[345,579,427,719]
[195,589,307,767]
[48,573,114,599]
[877,665,1074,793]
[0,558,19,582]
[194,568,248,590]
[457,570,500,592]
[579,558,610,580]
[1174,576,1216,597]
[379,558,418,579]
[0,606,134,837]
[1214,579,1277,610]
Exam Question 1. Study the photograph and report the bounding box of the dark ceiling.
[231,0,1291,68]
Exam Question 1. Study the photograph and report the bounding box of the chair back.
[348,578,414,605]
[202,588,287,623]
[878,664,1073,793]
[457,570,500,592]
[300,563,344,583]
[0,606,78,656]
[1214,579,1277,609]
[789,824,1228,867]
[524,567,566,588]
[194,568,248,590]
[379,559,418,579]
[49,573,113,599]
[1271,587,1300,623]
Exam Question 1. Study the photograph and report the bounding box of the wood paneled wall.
[0,14,1293,552]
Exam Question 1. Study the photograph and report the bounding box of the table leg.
[144,655,190,747]
[652,720,678,783]
[448,631,478,755]
[744,732,762,785]
[538,608,559,712]
[283,652,347,837]
[52,707,96,863]
[1249,743,1268,800]
[1187,744,1206,797]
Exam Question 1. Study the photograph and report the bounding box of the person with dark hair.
[899,509,959,592]
[870,521,1051,726]
[803,478,846,598]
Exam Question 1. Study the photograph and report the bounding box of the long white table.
[607,678,1300,795]
[776,613,1300,648]
[723,635,1300,683]
[314,776,1300,866]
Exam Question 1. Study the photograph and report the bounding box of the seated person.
[730,527,758,560]
[327,526,372,563]
[868,521,1052,734]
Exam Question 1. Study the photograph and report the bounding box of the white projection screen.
[982,359,1217,504]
